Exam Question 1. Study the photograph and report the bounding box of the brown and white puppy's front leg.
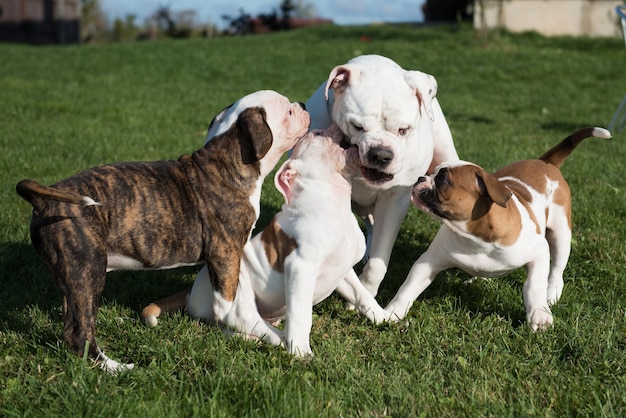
[523,248,553,331]
[384,227,453,321]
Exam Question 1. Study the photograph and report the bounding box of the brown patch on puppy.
[260,218,298,273]
[441,165,523,247]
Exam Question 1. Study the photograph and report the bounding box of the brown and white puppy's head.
[207,90,310,177]
[274,123,359,205]
[411,161,513,235]
[323,55,439,187]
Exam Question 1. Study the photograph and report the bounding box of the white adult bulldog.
[305,54,460,299]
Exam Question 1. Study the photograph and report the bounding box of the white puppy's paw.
[385,310,403,323]
[144,314,158,328]
[383,302,409,323]
[528,307,553,331]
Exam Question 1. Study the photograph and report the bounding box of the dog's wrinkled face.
[275,124,358,205]
[206,90,310,175]
[324,56,439,187]
[207,90,309,146]
[290,123,360,178]
[411,161,512,225]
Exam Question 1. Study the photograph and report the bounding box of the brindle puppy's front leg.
[204,238,246,324]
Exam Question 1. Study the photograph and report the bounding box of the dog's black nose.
[367,147,393,168]
[298,102,306,110]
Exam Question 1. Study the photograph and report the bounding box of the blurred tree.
[293,0,316,18]
[112,15,138,42]
[81,0,107,42]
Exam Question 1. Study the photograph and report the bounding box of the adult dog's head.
[323,55,439,188]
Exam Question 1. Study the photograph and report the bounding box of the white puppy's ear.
[405,71,438,121]
[274,160,298,205]
[324,64,362,100]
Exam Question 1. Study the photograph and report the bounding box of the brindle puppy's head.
[206,90,310,177]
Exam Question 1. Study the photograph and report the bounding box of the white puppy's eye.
[398,128,408,136]
[352,123,363,132]
[288,110,293,116]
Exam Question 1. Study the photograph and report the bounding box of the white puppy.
[306,54,460,299]
[384,127,611,330]
[143,124,389,356]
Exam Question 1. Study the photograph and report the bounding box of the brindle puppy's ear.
[236,107,273,164]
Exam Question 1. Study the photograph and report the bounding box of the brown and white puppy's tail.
[16,179,101,206]
[539,127,611,168]
[141,290,191,327]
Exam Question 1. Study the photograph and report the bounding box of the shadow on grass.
[540,121,592,133]
[377,237,527,328]
[0,201,284,352]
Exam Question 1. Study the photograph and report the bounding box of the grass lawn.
[1,23,625,416]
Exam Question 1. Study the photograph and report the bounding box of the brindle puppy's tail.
[539,127,611,168]
[16,179,101,206]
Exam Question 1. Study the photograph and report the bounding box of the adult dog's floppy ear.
[324,64,361,100]
[236,107,273,164]
[405,70,438,122]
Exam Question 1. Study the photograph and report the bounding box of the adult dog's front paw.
[528,307,553,331]
[284,339,313,357]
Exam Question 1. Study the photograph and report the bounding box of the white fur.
[385,164,575,331]
[186,126,389,356]
[305,55,459,299]
[97,349,134,374]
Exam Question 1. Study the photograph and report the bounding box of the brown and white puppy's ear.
[236,107,273,164]
[274,160,298,205]
[324,64,362,100]
[476,170,512,208]
[405,70,438,122]
[472,170,513,219]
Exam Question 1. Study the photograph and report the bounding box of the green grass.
[1,24,626,416]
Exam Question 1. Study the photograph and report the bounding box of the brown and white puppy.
[15,91,310,372]
[142,124,390,357]
[385,127,611,330]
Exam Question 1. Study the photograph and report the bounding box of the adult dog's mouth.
[361,166,394,184]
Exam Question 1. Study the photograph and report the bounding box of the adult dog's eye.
[398,128,408,136]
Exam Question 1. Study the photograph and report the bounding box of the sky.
[101,0,427,29]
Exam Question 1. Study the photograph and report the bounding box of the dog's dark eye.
[288,110,293,116]
[435,169,449,186]
[398,128,408,136]
[352,123,363,132]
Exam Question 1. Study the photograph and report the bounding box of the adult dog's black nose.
[367,147,393,168]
